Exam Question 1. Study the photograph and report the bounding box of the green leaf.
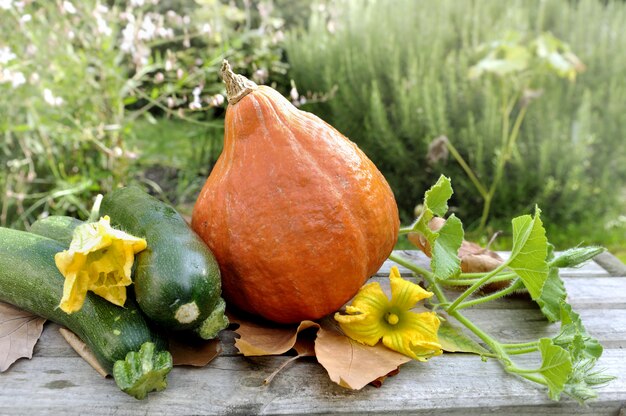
[424,175,452,217]
[431,215,463,280]
[437,319,489,355]
[552,303,603,360]
[508,207,549,300]
[537,338,573,401]
[535,267,566,322]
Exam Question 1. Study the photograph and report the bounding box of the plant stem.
[441,272,517,286]
[447,309,509,365]
[506,346,539,355]
[388,253,434,280]
[447,262,509,312]
[445,140,488,199]
[455,279,522,309]
[503,341,539,349]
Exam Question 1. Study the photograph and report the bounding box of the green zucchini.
[100,187,228,339]
[30,215,83,246]
[0,228,173,399]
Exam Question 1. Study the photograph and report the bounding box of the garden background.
[1,0,624,261]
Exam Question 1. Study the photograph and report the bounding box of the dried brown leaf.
[169,336,222,367]
[59,327,108,377]
[0,302,46,372]
[230,312,319,356]
[314,319,411,390]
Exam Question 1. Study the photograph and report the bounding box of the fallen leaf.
[230,312,414,389]
[0,302,46,372]
[169,335,222,367]
[314,318,412,390]
[437,318,489,355]
[229,312,319,356]
[263,328,318,385]
[369,368,401,388]
[459,240,504,273]
[59,327,108,377]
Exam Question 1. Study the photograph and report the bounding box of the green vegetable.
[30,215,83,246]
[0,228,172,399]
[100,186,228,339]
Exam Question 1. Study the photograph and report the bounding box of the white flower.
[207,94,224,107]
[62,1,76,14]
[0,47,16,65]
[96,3,108,13]
[120,22,136,53]
[138,15,156,40]
[157,27,174,39]
[201,23,211,34]
[94,13,112,36]
[1,69,26,88]
[20,14,31,23]
[10,71,25,87]
[43,88,64,106]
[192,86,202,97]
[130,0,145,7]
[0,0,12,10]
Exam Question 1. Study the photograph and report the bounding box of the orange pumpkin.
[191,61,399,324]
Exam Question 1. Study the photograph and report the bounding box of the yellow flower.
[55,216,147,313]
[335,266,442,361]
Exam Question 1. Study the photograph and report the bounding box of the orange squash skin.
[191,85,399,324]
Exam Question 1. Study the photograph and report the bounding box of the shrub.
[285,0,626,237]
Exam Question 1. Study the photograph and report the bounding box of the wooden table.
[1,251,625,415]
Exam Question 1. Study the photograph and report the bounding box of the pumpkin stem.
[220,60,258,105]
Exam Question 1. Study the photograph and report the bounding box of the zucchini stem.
[112,342,173,400]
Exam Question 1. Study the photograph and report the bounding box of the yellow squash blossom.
[335,266,442,361]
[55,216,147,313]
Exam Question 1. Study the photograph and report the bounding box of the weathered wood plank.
[595,252,626,277]
[0,350,623,415]
[2,250,624,415]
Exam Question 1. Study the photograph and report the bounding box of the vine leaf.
[0,302,46,372]
[536,266,566,322]
[408,176,462,280]
[431,215,464,280]
[424,175,453,217]
[537,338,573,400]
[552,303,602,360]
[437,319,489,355]
[508,206,549,300]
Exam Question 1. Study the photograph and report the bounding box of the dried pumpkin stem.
[220,60,258,105]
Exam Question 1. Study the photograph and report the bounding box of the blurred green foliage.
[0,0,288,228]
[0,0,624,256]
[286,0,626,243]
